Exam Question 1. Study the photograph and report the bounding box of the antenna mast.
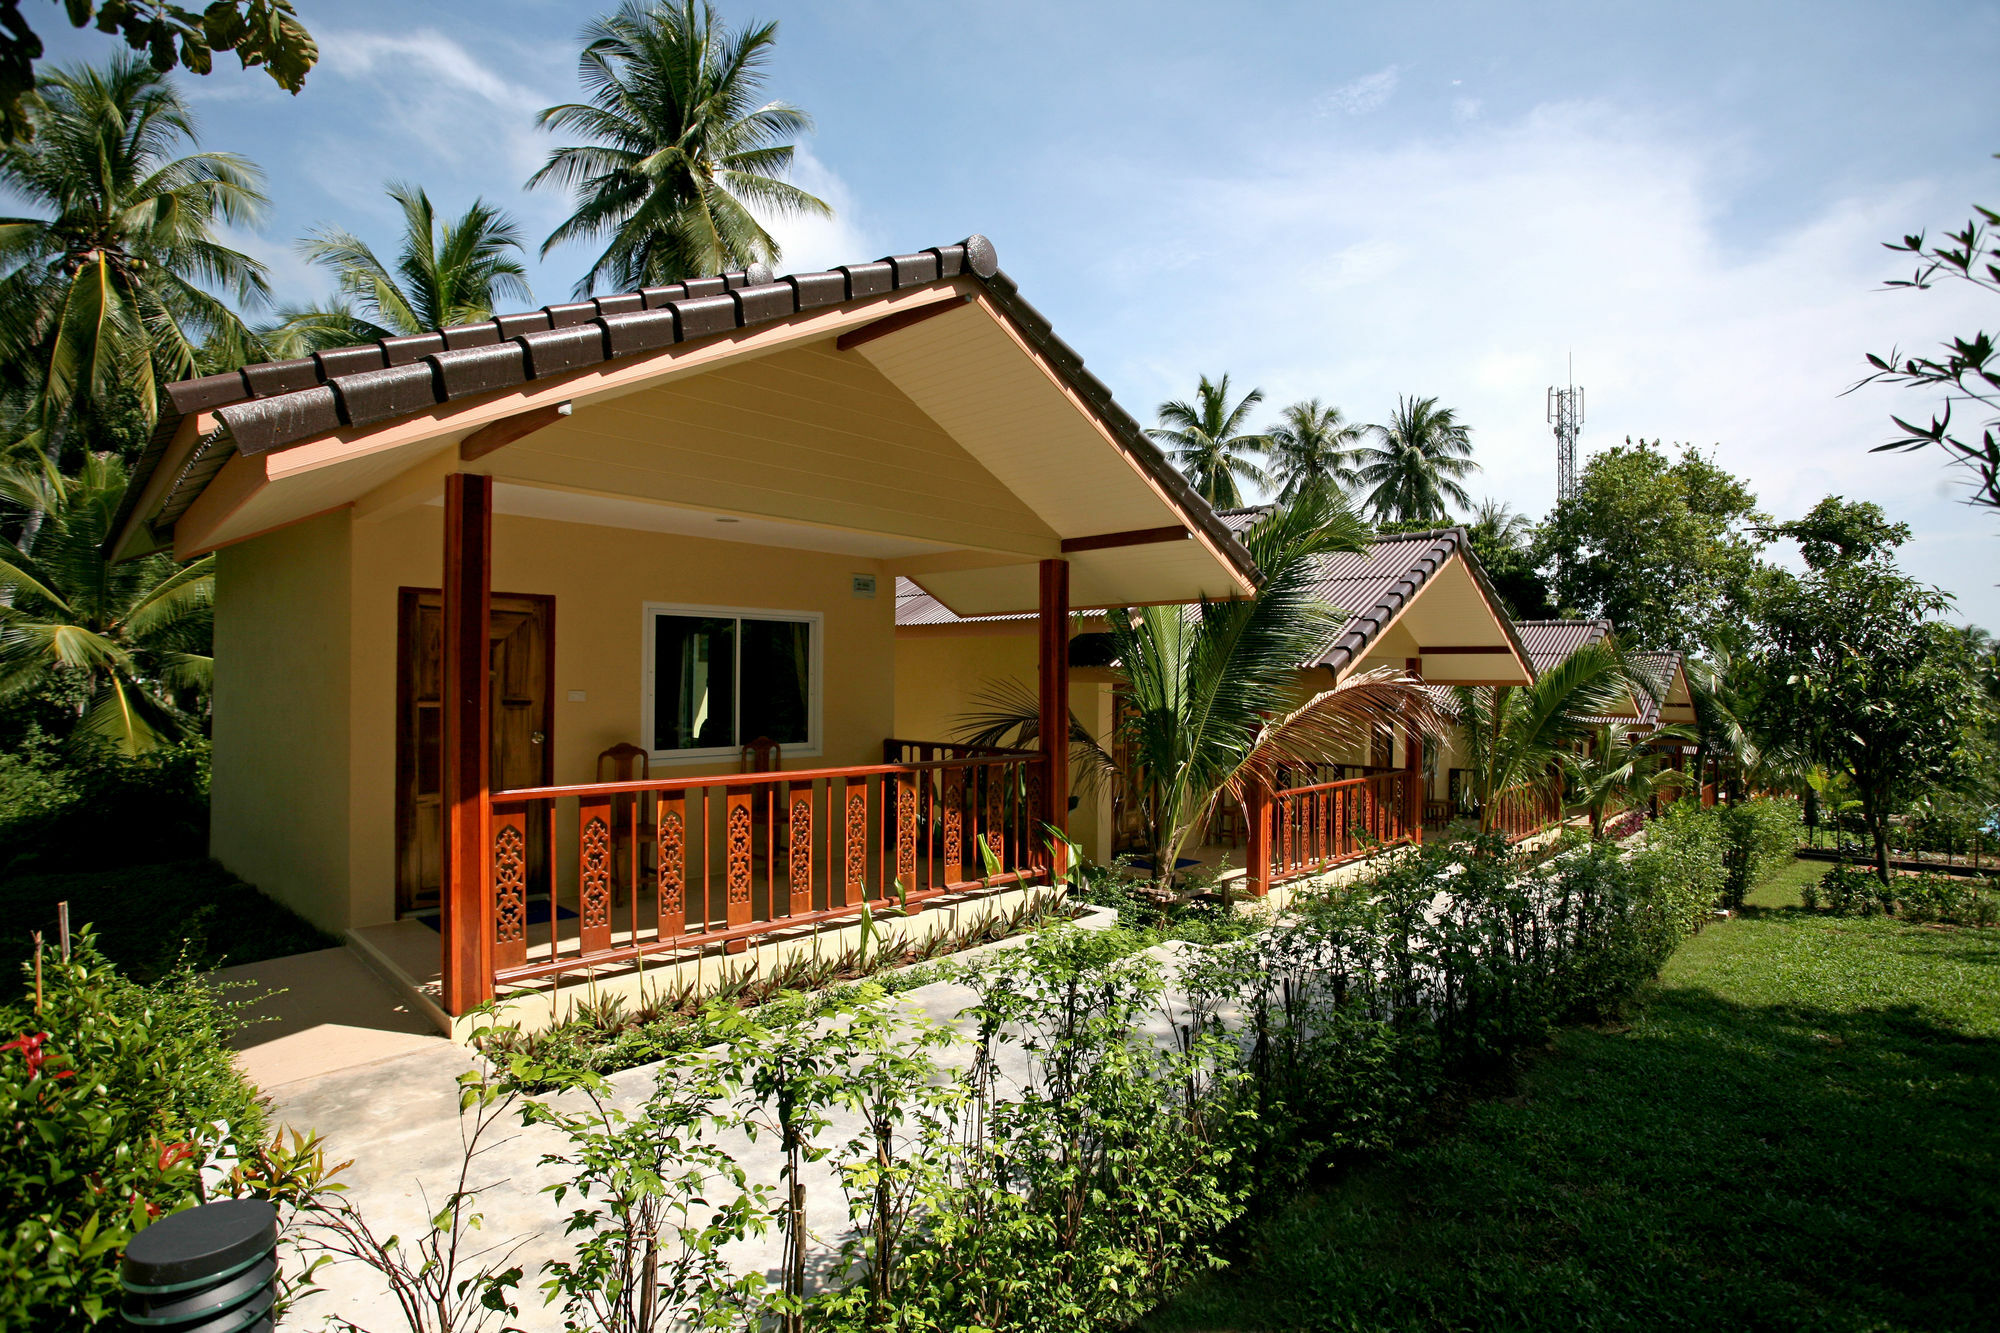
[1548,363,1584,504]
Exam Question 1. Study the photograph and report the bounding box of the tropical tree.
[1354,395,1478,523]
[1856,185,2000,515]
[1451,639,1630,836]
[1535,438,1767,651]
[1463,496,1554,619]
[1264,398,1362,502]
[1749,497,1985,882]
[955,489,1442,891]
[0,2,318,145]
[531,0,832,294]
[264,182,532,354]
[1147,374,1270,510]
[1563,721,1691,840]
[0,453,212,753]
[0,56,269,449]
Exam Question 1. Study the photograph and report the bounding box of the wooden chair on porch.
[597,743,653,906]
[740,737,786,873]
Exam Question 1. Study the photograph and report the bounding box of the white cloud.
[1452,96,1483,122]
[310,29,559,186]
[1071,101,1999,626]
[752,147,881,275]
[1319,65,1402,116]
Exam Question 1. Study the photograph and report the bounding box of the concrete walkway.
[269,911,1151,1330]
[217,947,450,1090]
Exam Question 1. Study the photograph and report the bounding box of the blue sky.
[40,0,2000,627]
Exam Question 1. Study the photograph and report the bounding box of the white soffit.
[856,304,1187,541]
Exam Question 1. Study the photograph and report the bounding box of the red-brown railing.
[1700,782,1720,808]
[486,749,1049,986]
[1267,769,1421,886]
[1487,785,1564,843]
[882,738,1037,765]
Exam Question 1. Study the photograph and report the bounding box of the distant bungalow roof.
[901,510,1531,680]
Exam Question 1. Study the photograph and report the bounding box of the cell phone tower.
[1548,360,1584,504]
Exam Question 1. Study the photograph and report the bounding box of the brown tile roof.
[1627,650,1682,702]
[110,236,1258,590]
[901,509,1529,678]
[1513,618,1614,676]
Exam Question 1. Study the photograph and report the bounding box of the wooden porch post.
[1037,558,1070,873]
[1245,779,1271,897]
[440,473,494,1015]
[1405,656,1424,844]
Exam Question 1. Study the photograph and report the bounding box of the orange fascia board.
[110,411,215,562]
[175,450,271,558]
[260,284,974,485]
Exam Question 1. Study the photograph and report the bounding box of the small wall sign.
[851,574,877,599]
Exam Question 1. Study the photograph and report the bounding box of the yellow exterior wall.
[894,626,1113,865]
[211,504,898,933]
[210,511,354,932]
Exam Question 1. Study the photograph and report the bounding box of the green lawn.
[0,858,333,983]
[1145,858,2000,1332]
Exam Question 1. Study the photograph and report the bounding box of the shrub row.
[1803,862,1999,926]
[0,934,264,1329]
[1718,797,1804,908]
[290,813,1731,1333]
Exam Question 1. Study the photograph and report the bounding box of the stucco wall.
[210,511,354,932]
[893,628,1114,865]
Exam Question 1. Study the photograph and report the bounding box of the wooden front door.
[396,589,554,917]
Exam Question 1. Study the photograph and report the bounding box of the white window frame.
[640,601,824,765]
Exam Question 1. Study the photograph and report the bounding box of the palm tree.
[1355,395,1479,523]
[0,452,212,753]
[530,0,832,294]
[1147,374,1271,510]
[955,488,1443,890]
[1265,398,1363,502]
[1451,640,1630,836]
[0,56,269,445]
[1468,497,1532,549]
[264,182,531,354]
[1563,721,1692,839]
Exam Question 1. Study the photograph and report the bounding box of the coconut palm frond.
[532,0,830,293]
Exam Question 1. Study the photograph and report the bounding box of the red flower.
[0,1031,62,1080]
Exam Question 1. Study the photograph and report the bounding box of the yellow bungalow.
[106,236,1260,1026]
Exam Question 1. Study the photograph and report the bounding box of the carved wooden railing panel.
[1266,769,1421,887]
[657,791,686,938]
[485,747,1049,987]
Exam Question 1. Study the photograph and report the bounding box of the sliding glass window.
[646,605,819,760]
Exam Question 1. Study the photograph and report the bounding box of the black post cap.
[121,1199,278,1292]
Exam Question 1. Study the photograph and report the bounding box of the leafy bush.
[0,739,210,877]
[1632,800,1729,938]
[1718,797,1805,908]
[1804,863,1997,925]
[0,932,264,1328]
[0,859,333,982]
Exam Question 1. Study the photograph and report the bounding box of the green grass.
[0,858,334,983]
[1144,858,2000,1332]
